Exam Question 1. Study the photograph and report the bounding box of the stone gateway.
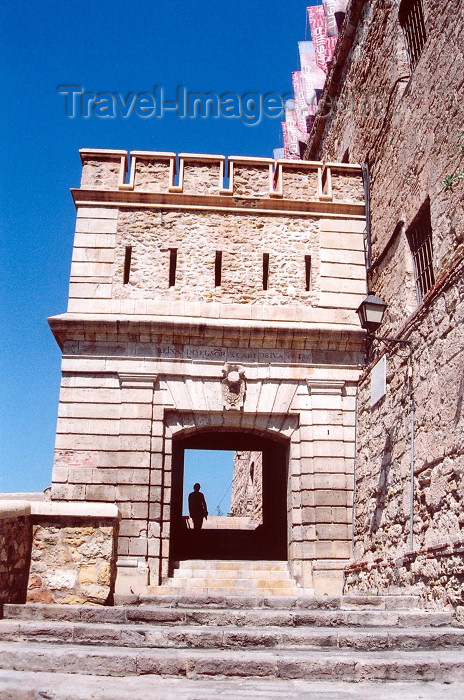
[46,151,367,596]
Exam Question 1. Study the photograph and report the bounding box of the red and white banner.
[307,5,329,73]
[292,71,310,134]
[275,4,348,160]
[327,35,338,66]
[322,0,348,37]
[299,41,326,108]
[284,107,302,160]
[282,122,300,160]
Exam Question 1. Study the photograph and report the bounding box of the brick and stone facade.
[305,0,464,606]
[47,150,367,594]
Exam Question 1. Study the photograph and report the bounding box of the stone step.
[1,619,464,651]
[3,672,464,700]
[2,672,464,700]
[175,560,290,571]
[0,641,463,681]
[124,593,422,610]
[158,559,301,596]
[167,577,298,588]
[149,586,301,597]
[170,568,296,580]
[2,603,455,628]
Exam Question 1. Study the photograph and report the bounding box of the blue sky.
[183,451,235,518]
[0,0,312,493]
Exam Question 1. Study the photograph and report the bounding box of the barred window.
[406,202,435,303]
[399,0,427,71]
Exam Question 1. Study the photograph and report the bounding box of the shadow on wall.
[370,425,394,534]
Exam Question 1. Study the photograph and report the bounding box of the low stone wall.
[0,502,32,604]
[0,500,120,607]
[345,538,464,610]
[27,502,120,605]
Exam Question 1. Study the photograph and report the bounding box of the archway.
[169,430,289,566]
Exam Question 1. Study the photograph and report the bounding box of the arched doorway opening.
[169,430,289,566]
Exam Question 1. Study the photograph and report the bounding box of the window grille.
[406,203,434,303]
[399,0,427,71]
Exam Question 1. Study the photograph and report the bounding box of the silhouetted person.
[188,483,208,531]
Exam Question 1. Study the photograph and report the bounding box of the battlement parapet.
[79,149,364,204]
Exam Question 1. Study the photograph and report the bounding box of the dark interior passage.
[169,431,288,565]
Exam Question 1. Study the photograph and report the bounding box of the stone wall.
[305,0,464,605]
[67,153,366,327]
[345,542,464,610]
[0,501,120,607]
[0,502,32,604]
[345,253,464,606]
[308,0,464,302]
[231,451,263,525]
[113,209,321,307]
[67,208,367,321]
[27,518,118,605]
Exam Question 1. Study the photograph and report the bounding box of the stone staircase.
[150,559,301,596]
[1,588,464,697]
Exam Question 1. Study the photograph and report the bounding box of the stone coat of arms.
[221,363,246,411]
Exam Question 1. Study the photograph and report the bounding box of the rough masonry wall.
[345,270,464,607]
[308,0,464,603]
[68,208,366,324]
[231,451,263,525]
[68,155,366,325]
[0,514,32,604]
[114,210,320,307]
[27,517,118,605]
[313,0,464,312]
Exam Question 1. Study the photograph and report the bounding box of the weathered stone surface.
[26,518,118,605]
[1,673,463,700]
[0,513,32,603]
[231,451,263,524]
[303,0,464,610]
[113,208,322,307]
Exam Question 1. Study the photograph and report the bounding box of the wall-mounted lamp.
[356,293,412,349]
[356,293,416,552]
[356,294,387,335]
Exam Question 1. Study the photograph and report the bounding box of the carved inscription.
[154,344,314,364]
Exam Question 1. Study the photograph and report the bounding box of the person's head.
[193,483,201,491]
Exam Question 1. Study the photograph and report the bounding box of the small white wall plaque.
[371,355,386,406]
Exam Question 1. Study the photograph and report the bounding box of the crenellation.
[80,150,126,190]
[132,152,174,192]
[232,162,272,198]
[278,162,320,200]
[330,169,365,204]
[76,148,364,203]
[181,154,225,194]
